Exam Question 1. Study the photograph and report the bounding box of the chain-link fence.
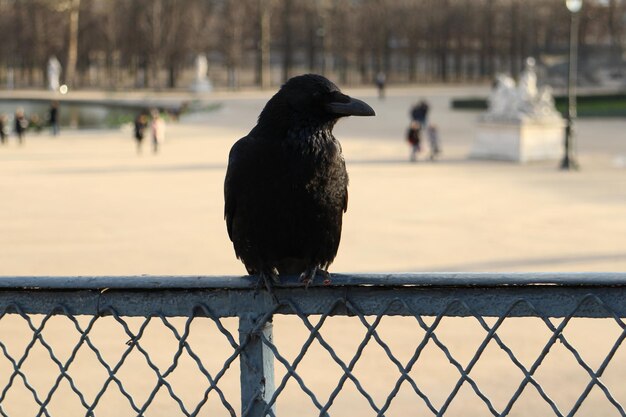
[1,273,626,417]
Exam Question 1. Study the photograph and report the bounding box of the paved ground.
[0,85,624,275]
[0,85,625,416]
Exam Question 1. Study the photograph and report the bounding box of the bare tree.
[281,0,293,82]
[43,0,82,87]
[606,0,624,64]
[0,0,619,89]
[65,0,81,87]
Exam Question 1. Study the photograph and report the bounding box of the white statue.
[487,74,517,118]
[190,54,212,93]
[47,56,61,92]
[517,57,538,103]
[536,86,559,118]
[473,57,565,162]
[482,57,561,122]
[195,54,208,82]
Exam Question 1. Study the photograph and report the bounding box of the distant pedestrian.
[375,72,386,99]
[29,114,43,133]
[406,120,421,162]
[427,124,441,161]
[410,100,429,128]
[150,109,165,154]
[14,108,28,145]
[0,114,8,145]
[133,113,148,154]
[48,101,60,136]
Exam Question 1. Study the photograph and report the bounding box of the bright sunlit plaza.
[0,1,625,416]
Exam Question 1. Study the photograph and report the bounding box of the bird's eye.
[312,91,321,100]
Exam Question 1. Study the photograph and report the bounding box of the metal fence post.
[239,313,275,417]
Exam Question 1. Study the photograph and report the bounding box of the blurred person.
[150,109,165,154]
[427,124,441,161]
[375,71,386,100]
[0,114,7,144]
[48,101,60,136]
[168,102,189,121]
[133,112,148,154]
[406,120,421,162]
[14,108,28,145]
[29,114,44,133]
[410,100,429,128]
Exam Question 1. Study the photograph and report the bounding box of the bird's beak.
[327,96,375,117]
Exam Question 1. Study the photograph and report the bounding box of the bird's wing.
[224,136,251,241]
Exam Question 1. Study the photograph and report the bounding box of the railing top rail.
[0,272,624,290]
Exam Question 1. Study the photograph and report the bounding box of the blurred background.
[0,0,624,91]
[0,1,626,416]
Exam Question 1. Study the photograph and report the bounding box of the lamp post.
[560,0,582,170]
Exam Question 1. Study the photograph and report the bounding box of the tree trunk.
[429,0,448,82]
[607,0,622,65]
[256,0,271,89]
[306,8,317,72]
[509,0,520,79]
[168,63,176,88]
[480,0,495,79]
[281,0,293,83]
[65,0,81,88]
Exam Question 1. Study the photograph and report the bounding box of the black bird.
[224,74,375,287]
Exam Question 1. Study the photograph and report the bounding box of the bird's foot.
[299,267,332,287]
[256,271,280,303]
[265,272,280,290]
[299,267,317,289]
[319,269,332,286]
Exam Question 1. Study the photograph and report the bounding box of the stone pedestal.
[470,118,565,163]
[189,79,212,93]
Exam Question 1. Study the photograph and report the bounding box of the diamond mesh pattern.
[0,303,242,417]
[1,287,626,416]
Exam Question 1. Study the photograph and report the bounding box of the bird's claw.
[255,271,280,303]
[300,268,332,288]
[257,271,279,291]
[319,270,332,286]
[299,271,313,289]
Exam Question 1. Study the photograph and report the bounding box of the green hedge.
[451,93,626,117]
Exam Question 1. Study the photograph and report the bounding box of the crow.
[224,74,375,288]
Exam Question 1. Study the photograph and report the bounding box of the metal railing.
[1,272,626,417]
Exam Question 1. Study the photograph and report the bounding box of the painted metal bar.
[239,314,276,417]
[0,272,625,290]
[2,285,626,318]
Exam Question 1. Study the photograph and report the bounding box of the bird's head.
[257,74,375,132]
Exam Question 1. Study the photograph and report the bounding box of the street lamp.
[560,0,583,170]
